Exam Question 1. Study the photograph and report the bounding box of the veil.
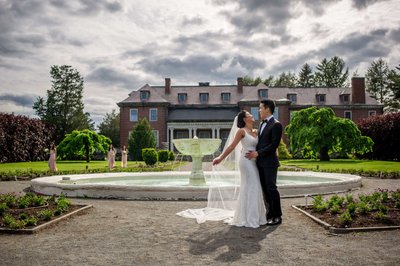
[176,116,241,223]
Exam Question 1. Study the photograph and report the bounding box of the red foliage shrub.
[0,113,55,162]
[357,112,400,161]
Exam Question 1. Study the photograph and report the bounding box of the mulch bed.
[0,201,92,234]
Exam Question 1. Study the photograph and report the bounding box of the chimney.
[237,77,243,94]
[165,78,171,94]
[351,77,366,104]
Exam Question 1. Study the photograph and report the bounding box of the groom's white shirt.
[259,115,273,135]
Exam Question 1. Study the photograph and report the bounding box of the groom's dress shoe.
[267,217,282,226]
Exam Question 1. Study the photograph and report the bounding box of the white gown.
[177,131,267,228]
[228,131,267,228]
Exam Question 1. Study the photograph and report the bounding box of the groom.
[245,99,283,226]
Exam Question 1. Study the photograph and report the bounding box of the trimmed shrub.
[168,151,175,161]
[357,112,400,161]
[158,150,169,163]
[142,148,158,166]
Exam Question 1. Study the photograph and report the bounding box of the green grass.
[0,160,145,172]
[281,159,400,172]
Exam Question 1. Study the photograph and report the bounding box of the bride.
[176,110,267,228]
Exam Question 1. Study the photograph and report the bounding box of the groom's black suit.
[256,117,283,220]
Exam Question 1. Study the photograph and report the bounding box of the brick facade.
[118,77,383,150]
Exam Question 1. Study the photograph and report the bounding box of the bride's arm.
[212,129,244,165]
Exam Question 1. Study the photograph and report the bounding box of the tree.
[357,112,400,161]
[0,113,55,162]
[98,109,120,148]
[285,107,373,161]
[365,58,391,104]
[263,75,275,86]
[128,118,156,161]
[297,63,314,87]
[273,72,297,87]
[386,64,400,111]
[242,75,263,86]
[33,65,94,143]
[57,129,111,163]
[314,56,349,87]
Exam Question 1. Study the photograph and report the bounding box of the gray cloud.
[137,54,265,82]
[49,0,122,16]
[351,0,388,9]
[86,67,138,89]
[272,28,392,75]
[181,16,205,26]
[0,93,37,107]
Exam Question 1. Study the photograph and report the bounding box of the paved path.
[0,177,399,266]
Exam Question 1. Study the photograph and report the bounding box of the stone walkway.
[0,177,399,265]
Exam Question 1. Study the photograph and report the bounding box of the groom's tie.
[259,119,267,136]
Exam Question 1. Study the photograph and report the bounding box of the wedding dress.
[176,117,267,228]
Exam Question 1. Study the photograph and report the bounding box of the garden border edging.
[292,204,400,234]
[0,204,93,234]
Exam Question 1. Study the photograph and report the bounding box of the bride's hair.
[236,110,247,128]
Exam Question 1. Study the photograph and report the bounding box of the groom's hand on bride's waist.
[245,151,258,159]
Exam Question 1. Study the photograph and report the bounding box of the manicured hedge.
[0,113,55,162]
[357,112,400,161]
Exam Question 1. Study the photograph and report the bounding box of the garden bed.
[292,189,400,233]
[0,193,92,234]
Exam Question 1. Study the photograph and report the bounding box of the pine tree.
[33,65,94,143]
[297,63,314,87]
[128,118,156,161]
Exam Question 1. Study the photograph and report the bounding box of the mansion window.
[251,107,259,120]
[200,93,209,103]
[368,110,376,116]
[344,111,352,119]
[130,109,138,122]
[316,94,326,103]
[221,92,231,102]
[149,108,157,121]
[287,93,297,103]
[340,94,350,103]
[178,93,187,103]
[258,89,268,99]
[140,90,150,101]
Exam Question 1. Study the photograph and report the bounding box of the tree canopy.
[57,129,111,163]
[314,56,349,87]
[366,59,400,112]
[285,107,373,161]
[98,109,120,148]
[128,118,156,161]
[33,65,94,143]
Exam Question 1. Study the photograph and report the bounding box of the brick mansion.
[117,77,383,151]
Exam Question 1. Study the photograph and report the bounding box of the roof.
[117,82,381,107]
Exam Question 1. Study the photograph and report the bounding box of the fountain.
[172,137,221,185]
[29,137,363,199]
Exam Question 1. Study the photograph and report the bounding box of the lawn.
[281,159,400,172]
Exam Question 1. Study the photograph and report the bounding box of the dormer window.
[258,89,268,99]
[316,94,326,103]
[340,94,350,103]
[140,90,150,101]
[178,93,187,104]
[221,92,231,102]
[287,93,297,103]
[200,93,209,103]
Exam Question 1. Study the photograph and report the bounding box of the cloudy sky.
[0,0,399,126]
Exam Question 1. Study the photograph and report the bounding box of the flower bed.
[293,189,400,233]
[0,193,91,234]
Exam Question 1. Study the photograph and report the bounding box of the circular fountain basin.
[30,171,362,200]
